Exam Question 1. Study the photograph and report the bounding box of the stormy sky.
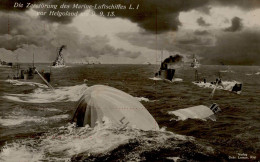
[0,0,260,65]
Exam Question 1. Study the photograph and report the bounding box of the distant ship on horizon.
[190,54,200,68]
[0,59,12,67]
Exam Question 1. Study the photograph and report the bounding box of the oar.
[35,69,54,90]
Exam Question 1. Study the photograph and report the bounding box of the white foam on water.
[0,114,69,126]
[166,156,180,161]
[246,72,260,76]
[172,78,183,82]
[193,80,240,93]
[51,65,70,68]
[149,77,183,82]
[47,114,70,121]
[5,79,48,88]
[3,84,88,103]
[135,97,157,102]
[0,143,44,162]
[220,70,234,73]
[149,77,163,81]
[39,108,62,112]
[160,126,167,132]
[0,106,65,126]
[0,116,42,126]
[0,65,12,68]
[0,121,192,161]
[135,97,150,102]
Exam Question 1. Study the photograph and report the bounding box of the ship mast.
[33,52,34,68]
[161,50,163,63]
[155,7,158,66]
[8,14,10,36]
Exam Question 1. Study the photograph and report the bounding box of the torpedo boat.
[154,54,182,82]
[0,59,12,67]
[190,54,200,68]
[192,72,242,94]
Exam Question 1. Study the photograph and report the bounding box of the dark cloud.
[212,0,260,10]
[0,0,90,24]
[1,0,209,33]
[117,29,260,65]
[2,1,260,65]
[180,30,260,65]
[0,12,141,62]
[163,54,183,64]
[0,13,44,51]
[1,0,260,33]
[197,17,210,27]
[0,0,43,11]
[199,30,260,65]
[117,30,215,51]
[0,35,38,51]
[224,17,243,32]
[115,31,215,65]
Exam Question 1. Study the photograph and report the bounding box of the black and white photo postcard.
[0,0,259,161]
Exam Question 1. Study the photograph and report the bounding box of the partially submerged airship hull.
[72,85,159,131]
[169,104,221,121]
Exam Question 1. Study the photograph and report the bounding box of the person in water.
[216,78,224,88]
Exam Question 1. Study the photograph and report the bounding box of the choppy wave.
[0,120,217,161]
[39,108,62,112]
[3,84,88,103]
[50,65,70,68]
[0,115,42,126]
[5,79,48,88]
[0,106,62,126]
[193,80,241,93]
[220,70,234,73]
[0,65,12,68]
[135,97,157,102]
[149,77,163,81]
[245,72,260,75]
[172,78,183,82]
[0,114,69,126]
[149,77,183,82]
[135,97,150,102]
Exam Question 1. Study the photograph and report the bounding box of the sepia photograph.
[0,0,259,161]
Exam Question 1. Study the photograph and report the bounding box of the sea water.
[0,64,259,161]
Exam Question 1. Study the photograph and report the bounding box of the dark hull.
[155,69,175,81]
[231,83,242,93]
[193,81,242,94]
[12,68,51,86]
